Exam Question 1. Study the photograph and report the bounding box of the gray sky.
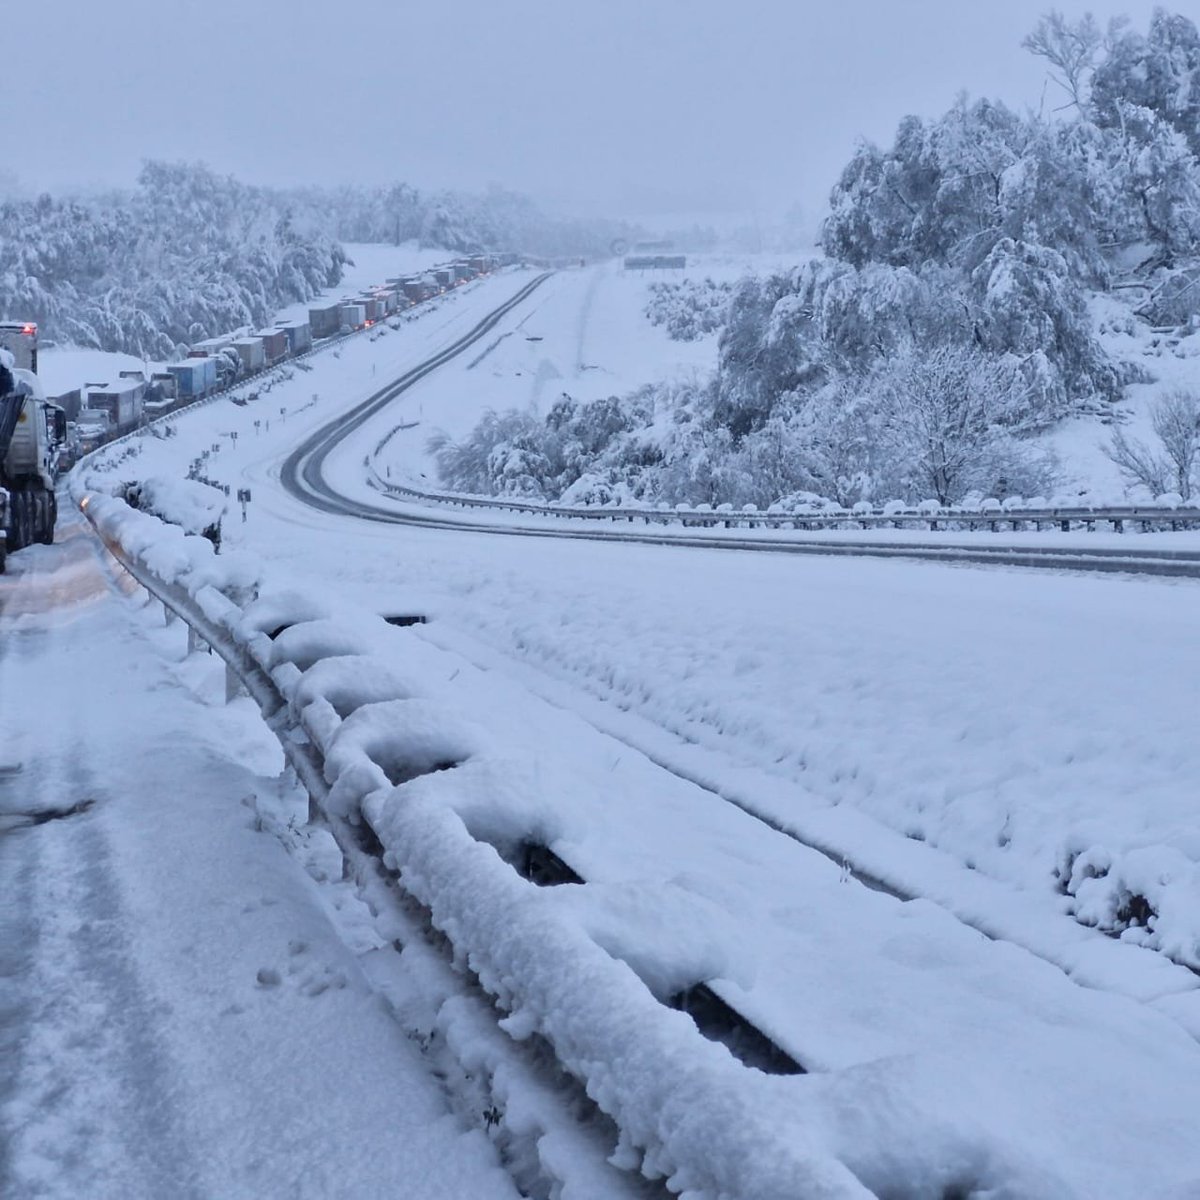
[8,0,1171,225]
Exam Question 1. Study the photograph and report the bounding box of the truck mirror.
[54,410,67,440]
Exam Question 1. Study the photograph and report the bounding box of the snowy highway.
[9,268,1200,1196]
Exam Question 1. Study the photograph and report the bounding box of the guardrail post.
[1061,518,1070,532]
[163,600,176,626]
[1114,518,1124,533]
[225,663,245,704]
[187,625,206,655]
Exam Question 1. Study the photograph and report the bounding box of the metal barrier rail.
[370,467,1200,534]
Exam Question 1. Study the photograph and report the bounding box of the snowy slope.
[1048,293,1200,495]
[375,255,782,485]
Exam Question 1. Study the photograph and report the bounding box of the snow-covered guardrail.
[368,465,1200,534]
[79,488,875,1200]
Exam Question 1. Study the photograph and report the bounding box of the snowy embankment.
[77,488,1200,1198]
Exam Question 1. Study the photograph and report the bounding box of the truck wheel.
[37,491,54,545]
[20,492,35,550]
[10,492,27,551]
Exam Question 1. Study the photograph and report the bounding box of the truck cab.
[1,339,66,567]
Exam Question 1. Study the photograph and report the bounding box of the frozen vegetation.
[644,277,733,341]
[438,9,1200,509]
[306,181,640,260]
[0,167,634,361]
[0,163,346,360]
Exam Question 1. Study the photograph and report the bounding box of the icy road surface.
[0,520,521,1199]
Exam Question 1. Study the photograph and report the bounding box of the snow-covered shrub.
[115,475,227,547]
[559,473,624,506]
[1103,389,1200,500]
[644,278,733,341]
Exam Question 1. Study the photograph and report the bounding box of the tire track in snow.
[0,541,206,1199]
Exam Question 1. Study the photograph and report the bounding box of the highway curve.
[279,274,1200,581]
[281,273,553,514]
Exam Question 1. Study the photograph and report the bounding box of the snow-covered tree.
[1091,10,1200,156]
[0,162,346,358]
[1104,389,1200,499]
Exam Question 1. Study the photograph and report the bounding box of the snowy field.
[52,486,1200,1197]
[35,255,1200,1194]
[81,262,1200,977]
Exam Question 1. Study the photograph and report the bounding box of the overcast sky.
[8,0,1172,227]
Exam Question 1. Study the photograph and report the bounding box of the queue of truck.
[52,252,511,452]
[0,251,514,565]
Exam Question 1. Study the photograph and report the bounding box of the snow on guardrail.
[366,463,1200,535]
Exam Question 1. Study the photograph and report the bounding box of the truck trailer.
[0,322,39,373]
[308,301,342,339]
[231,336,266,374]
[165,356,219,401]
[83,378,145,434]
[256,328,289,365]
[277,320,313,355]
[338,302,367,331]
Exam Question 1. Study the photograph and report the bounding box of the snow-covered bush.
[644,278,733,341]
[1103,389,1200,500]
[107,475,227,547]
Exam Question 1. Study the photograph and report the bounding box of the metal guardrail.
[369,468,1200,535]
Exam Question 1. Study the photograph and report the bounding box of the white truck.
[0,322,67,572]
